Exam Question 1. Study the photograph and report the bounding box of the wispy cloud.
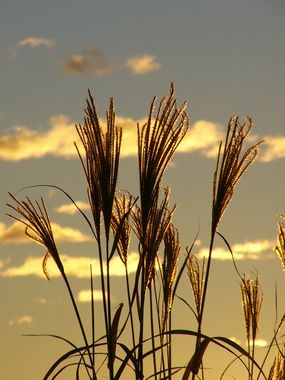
[17,37,56,48]
[54,201,90,215]
[0,252,139,279]
[8,315,33,326]
[64,45,115,76]
[197,239,274,261]
[125,54,161,75]
[0,221,92,244]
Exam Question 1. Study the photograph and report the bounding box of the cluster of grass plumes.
[7,84,285,379]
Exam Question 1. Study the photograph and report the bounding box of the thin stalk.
[106,238,114,379]
[90,265,96,374]
[125,263,137,359]
[250,339,255,379]
[138,255,146,377]
[168,312,172,380]
[97,237,109,357]
[62,272,96,379]
[153,276,166,379]
[149,287,158,380]
[192,231,216,379]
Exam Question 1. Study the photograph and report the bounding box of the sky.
[0,0,285,379]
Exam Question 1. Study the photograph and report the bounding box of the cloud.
[54,201,90,215]
[197,239,274,261]
[178,120,224,157]
[0,115,78,161]
[8,315,33,326]
[125,55,161,75]
[77,290,106,303]
[0,252,139,279]
[249,339,268,348]
[0,221,92,244]
[0,115,226,162]
[17,37,55,48]
[260,136,285,162]
[64,46,115,76]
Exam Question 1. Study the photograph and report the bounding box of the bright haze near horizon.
[0,0,285,379]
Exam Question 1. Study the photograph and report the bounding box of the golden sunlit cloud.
[179,120,224,157]
[0,252,139,279]
[249,339,268,348]
[260,136,285,162]
[64,45,115,76]
[125,55,161,75]
[77,290,105,303]
[0,115,78,161]
[54,201,90,215]
[8,315,33,326]
[0,115,227,162]
[17,37,55,48]
[197,239,274,261]
[0,221,92,244]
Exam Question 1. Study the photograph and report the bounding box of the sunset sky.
[1,0,285,379]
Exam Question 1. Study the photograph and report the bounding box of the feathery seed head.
[275,216,285,271]
[212,116,263,232]
[111,192,133,264]
[76,90,122,240]
[240,273,263,343]
[137,83,189,236]
[161,223,180,331]
[7,193,64,280]
[187,252,206,317]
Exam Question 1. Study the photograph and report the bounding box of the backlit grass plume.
[162,222,180,332]
[187,252,206,319]
[7,193,96,378]
[240,273,263,379]
[268,350,285,380]
[7,194,64,280]
[111,191,133,264]
[137,82,189,236]
[275,216,285,271]
[212,116,263,232]
[76,90,122,240]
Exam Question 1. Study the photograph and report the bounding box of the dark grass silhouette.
[7,84,285,379]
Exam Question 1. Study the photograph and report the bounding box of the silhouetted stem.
[62,272,96,379]
[192,230,216,379]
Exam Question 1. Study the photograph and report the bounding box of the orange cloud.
[17,37,55,48]
[125,55,161,75]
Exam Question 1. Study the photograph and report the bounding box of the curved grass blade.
[108,303,123,369]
